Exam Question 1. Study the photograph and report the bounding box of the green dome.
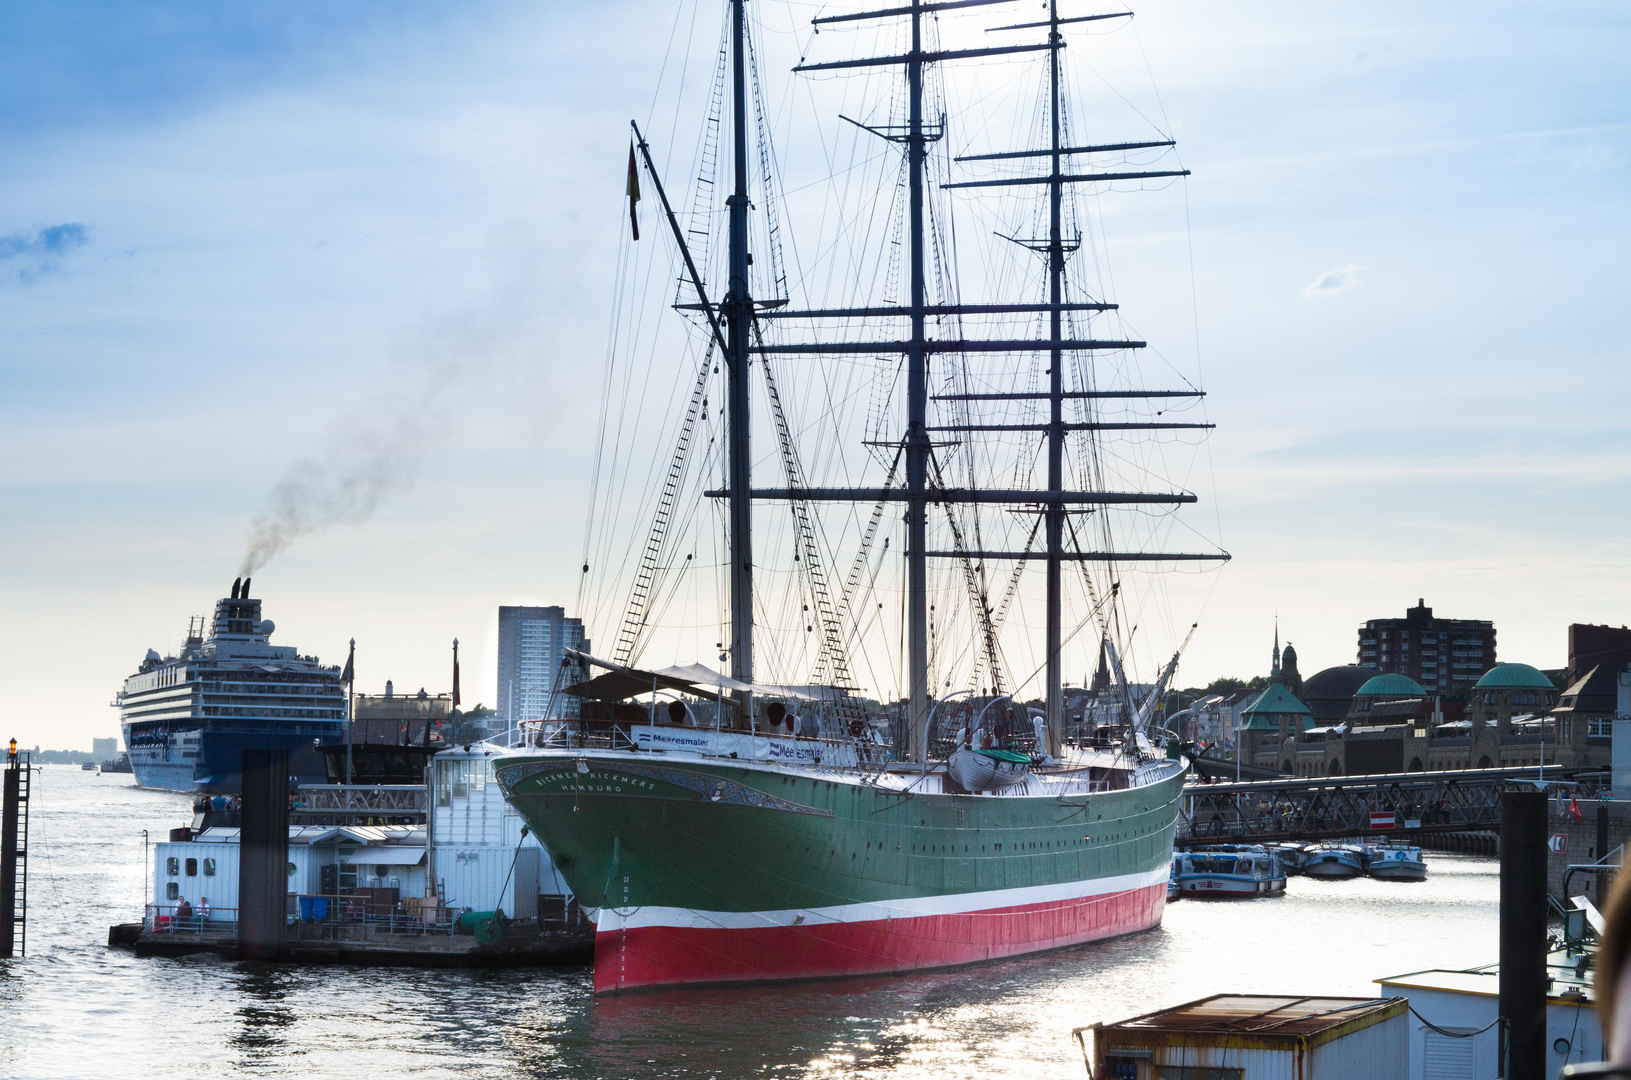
[1473,663,1554,691]
[1355,673,1427,698]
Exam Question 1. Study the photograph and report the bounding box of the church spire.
[1271,619,1281,682]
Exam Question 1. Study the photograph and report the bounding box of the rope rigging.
[612,335,718,667]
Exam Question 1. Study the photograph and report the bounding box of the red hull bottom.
[593,881,1168,993]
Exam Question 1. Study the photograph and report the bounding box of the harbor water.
[2,766,1499,1079]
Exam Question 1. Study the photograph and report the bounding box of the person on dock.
[175,896,193,926]
[197,896,209,929]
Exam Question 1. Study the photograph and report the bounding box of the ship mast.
[725,0,754,693]
[905,4,930,767]
[770,0,1226,763]
[1043,0,1066,756]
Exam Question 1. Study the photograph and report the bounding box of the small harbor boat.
[1365,842,1428,882]
[100,753,134,774]
[1173,845,1286,898]
[1302,842,1367,880]
[81,762,99,772]
[1266,842,1307,875]
[1168,855,1182,901]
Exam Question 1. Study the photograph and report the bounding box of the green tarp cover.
[975,748,1032,764]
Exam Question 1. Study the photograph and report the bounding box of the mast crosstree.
[758,0,1222,760]
[637,0,1227,759]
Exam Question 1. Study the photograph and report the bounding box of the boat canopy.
[563,650,837,704]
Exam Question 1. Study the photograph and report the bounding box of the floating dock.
[110,915,591,967]
[109,745,592,968]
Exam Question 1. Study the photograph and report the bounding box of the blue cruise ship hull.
[124,725,338,793]
[117,585,347,794]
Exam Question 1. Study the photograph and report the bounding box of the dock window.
[166,857,179,876]
[166,883,179,901]
[203,858,216,877]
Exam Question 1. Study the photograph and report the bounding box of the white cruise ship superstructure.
[116,579,345,792]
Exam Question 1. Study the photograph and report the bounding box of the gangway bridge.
[1176,764,1577,847]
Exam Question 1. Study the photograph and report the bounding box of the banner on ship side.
[630,726,857,768]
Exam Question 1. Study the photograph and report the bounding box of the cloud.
[0,222,89,283]
[1303,263,1362,296]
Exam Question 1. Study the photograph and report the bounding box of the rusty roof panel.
[1103,994,1405,1038]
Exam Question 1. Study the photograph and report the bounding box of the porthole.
[166,882,179,901]
[287,861,298,878]
[203,858,216,877]
[185,858,198,877]
[166,857,179,876]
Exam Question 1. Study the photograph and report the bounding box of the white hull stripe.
[593,864,1168,932]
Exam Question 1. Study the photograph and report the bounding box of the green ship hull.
[494,747,1184,992]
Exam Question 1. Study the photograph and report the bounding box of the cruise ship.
[116,579,346,792]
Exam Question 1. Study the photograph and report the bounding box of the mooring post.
[1500,788,1547,1080]
[237,748,290,960]
[1,745,19,958]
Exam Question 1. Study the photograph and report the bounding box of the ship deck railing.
[504,723,1175,796]
[511,719,896,774]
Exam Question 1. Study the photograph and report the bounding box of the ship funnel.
[241,577,251,597]
[231,577,242,599]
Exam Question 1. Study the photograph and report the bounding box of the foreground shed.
[1075,994,1407,1080]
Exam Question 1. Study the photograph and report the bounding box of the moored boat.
[1302,842,1367,880]
[1365,842,1428,881]
[1172,845,1286,898]
[1266,842,1307,875]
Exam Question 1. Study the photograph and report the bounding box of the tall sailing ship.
[494,0,1227,992]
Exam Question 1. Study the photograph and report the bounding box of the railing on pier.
[143,894,590,941]
[145,904,238,934]
[1177,765,1573,846]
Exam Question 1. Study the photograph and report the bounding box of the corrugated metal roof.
[1104,994,1403,1037]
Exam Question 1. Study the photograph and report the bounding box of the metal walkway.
[1177,764,1571,846]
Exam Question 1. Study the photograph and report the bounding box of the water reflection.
[233,963,299,1063]
[1,768,1502,1080]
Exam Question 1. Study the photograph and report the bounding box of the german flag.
[627,143,641,241]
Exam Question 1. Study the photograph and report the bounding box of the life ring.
[849,719,865,738]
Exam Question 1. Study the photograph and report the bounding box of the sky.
[1,1,1628,751]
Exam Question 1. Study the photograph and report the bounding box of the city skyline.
[2,1,1627,749]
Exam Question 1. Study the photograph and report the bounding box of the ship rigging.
[495,0,1226,992]
[584,0,1226,741]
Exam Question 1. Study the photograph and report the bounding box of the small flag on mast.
[627,143,641,241]
[341,641,355,686]
[452,638,461,709]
